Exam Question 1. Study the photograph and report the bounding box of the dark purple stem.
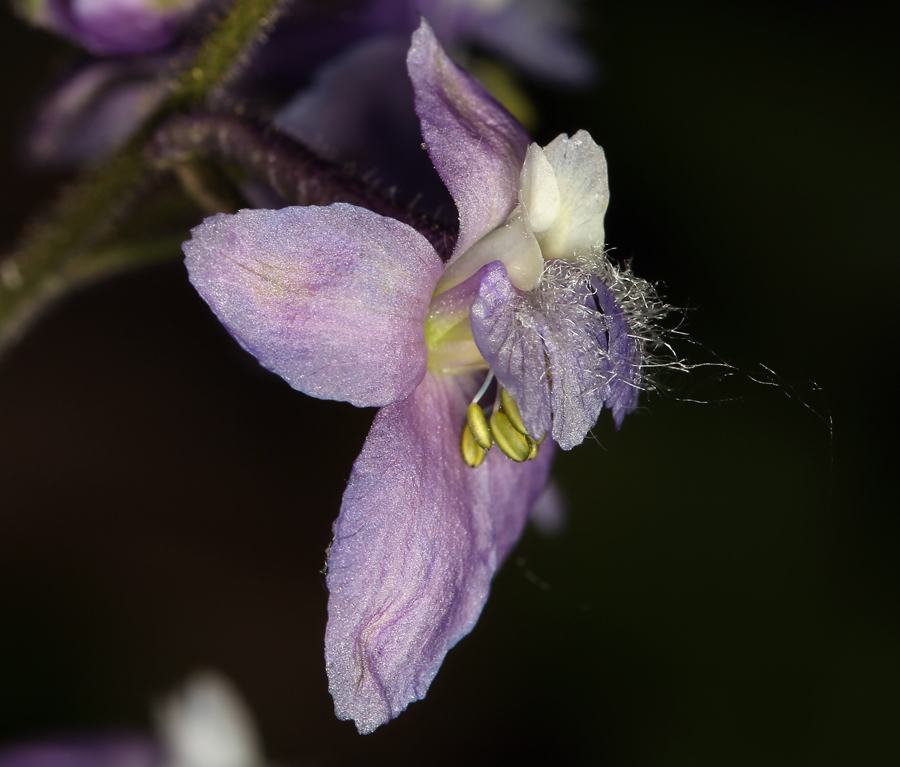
[148,113,456,257]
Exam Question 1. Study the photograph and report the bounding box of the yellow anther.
[527,437,539,460]
[466,403,493,450]
[490,410,530,462]
[461,423,487,468]
[499,388,528,435]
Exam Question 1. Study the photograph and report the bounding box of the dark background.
[1,1,898,764]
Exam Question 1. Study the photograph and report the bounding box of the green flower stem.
[0,0,287,356]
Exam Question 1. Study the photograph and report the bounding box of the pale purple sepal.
[407,19,530,259]
[593,277,642,427]
[325,372,553,733]
[0,734,157,767]
[183,205,443,408]
[42,0,196,56]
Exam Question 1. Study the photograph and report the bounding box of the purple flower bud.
[16,0,203,56]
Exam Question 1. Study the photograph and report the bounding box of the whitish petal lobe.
[537,130,609,260]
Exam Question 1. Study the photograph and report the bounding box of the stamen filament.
[471,371,495,405]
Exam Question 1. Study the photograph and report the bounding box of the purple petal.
[276,35,452,212]
[183,205,443,408]
[469,261,552,440]
[325,372,553,733]
[472,261,633,449]
[469,0,595,85]
[593,277,642,427]
[0,733,157,767]
[39,0,195,56]
[28,58,167,166]
[407,19,530,258]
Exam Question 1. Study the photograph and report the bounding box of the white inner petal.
[536,130,609,261]
[519,143,560,234]
[435,210,544,293]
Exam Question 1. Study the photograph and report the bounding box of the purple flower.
[16,0,204,56]
[183,20,655,733]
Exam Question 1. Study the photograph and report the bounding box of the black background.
[1,1,898,764]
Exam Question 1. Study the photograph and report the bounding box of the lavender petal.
[276,35,452,213]
[183,205,442,408]
[28,58,167,166]
[473,261,634,449]
[325,372,553,733]
[469,261,553,440]
[470,0,594,85]
[40,0,197,56]
[407,18,530,259]
[593,277,642,427]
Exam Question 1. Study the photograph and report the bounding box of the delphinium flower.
[182,20,664,733]
[0,672,270,767]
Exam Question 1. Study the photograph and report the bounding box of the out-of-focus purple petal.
[277,36,412,167]
[325,372,552,733]
[39,0,197,56]
[28,58,166,166]
[0,733,157,767]
[470,0,594,85]
[183,205,443,408]
[469,261,552,440]
[407,19,530,259]
[276,36,452,213]
[529,479,565,535]
[361,0,593,86]
[593,277,642,427]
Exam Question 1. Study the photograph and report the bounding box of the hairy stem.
[149,113,456,256]
[0,0,286,356]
